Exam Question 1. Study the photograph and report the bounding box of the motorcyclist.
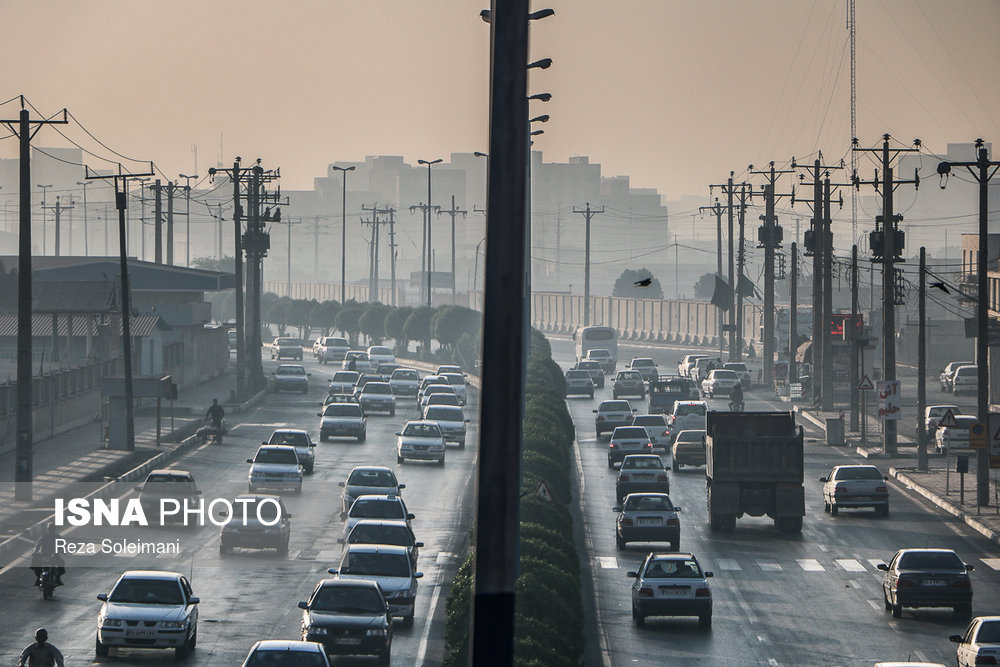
[18,628,64,667]
[206,398,225,429]
[729,383,745,411]
[31,523,65,586]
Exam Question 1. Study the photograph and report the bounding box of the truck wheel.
[709,514,720,532]
[782,517,802,533]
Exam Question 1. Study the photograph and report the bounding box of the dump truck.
[705,410,804,533]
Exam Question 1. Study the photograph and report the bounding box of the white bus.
[574,326,618,364]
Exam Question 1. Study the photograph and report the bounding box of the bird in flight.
[634,277,652,287]
[929,281,950,294]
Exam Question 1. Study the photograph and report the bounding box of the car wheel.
[402,613,414,628]
[615,532,626,550]
[175,630,194,658]
[698,612,712,629]
[277,536,289,556]
[358,433,366,443]
[320,434,328,443]
[248,484,255,494]
[390,408,396,416]
[397,454,405,464]
[96,636,110,657]
[891,600,902,618]
[881,504,890,517]
[823,501,830,512]
[672,539,680,552]
[632,603,645,627]
[588,391,594,399]
[438,455,446,466]
[306,465,314,475]
[458,439,466,449]
[377,650,391,666]
[830,504,838,516]
[219,541,231,556]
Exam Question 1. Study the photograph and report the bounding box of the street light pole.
[179,173,199,267]
[418,159,442,307]
[331,165,355,304]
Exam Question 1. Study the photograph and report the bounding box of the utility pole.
[361,204,383,302]
[331,165,355,304]
[750,162,793,385]
[917,246,927,471]
[438,194,467,303]
[699,197,726,357]
[418,158,443,308]
[854,134,920,455]
[42,196,74,257]
[710,173,751,359]
[165,180,177,265]
[937,138,1000,505]
[410,200,440,304]
[789,242,799,385]
[77,180,93,256]
[179,173,199,267]
[821,177,835,410]
[0,102,67,500]
[734,182,752,360]
[151,179,163,264]
[573,203,604,326]
[849,244,860,431]
[386,207,398,306]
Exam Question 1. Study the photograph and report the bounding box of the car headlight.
[366,628,388,637]
[160,620,186,629]
[101,618,123,627]
[308,626,328,635]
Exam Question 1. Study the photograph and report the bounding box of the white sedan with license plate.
[608,426,654,468]
[820,464,889,516]
[396,420,446,465]
[96,570,200,658]
[628,552,712,628]
[614,492,680,550]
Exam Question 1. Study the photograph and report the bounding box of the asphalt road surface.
[558,338,999,667]
[0,352,477,665]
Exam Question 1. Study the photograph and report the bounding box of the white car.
[941,360,974,391]
[722,362,752,389]
[631,414,671,449]
[819,464,889,516]
[340,466,405,515]
[628,552,712,628]
[627,357,659,383]
[344,492,414,541]
[936,415,978,454]
[440,372,469,405]
[419,384,458,412]
[608,426,654,468]
[951,616,1000,667]
[317,336,350,364]
[96,570,200,658]
[329,370,361,395]
[246,445,303,494]
[701,369,741,398]
[318,401,367,442]
[925,404,961,436]
[266,428,316,474]
[436,365,464,376]
[367,345,396,367]
[389,368,421,396]
[342,350,372,372]
[422,404,470,447]
[330,544,423,624]
[396,420,446,465]
[242,640,331,667]
[952,364,978,395]
[416,375,448,404]
[668,401,707,443]
[677,354,708,379]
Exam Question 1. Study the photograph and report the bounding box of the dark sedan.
[878,548,974,619]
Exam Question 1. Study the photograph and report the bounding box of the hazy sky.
[2,0,998,202]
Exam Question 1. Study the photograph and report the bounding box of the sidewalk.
[0,369,264,558]
[798,405,1000,547]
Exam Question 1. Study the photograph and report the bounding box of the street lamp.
[37,184,52,255]
[331,165,355,304]
[417,158,442,307]
[179,173,199,267]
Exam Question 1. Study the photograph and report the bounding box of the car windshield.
[724,363,748,372]
[633,416,666,426]
[310,585,385,613]
[269,432,308,446]
[370,347,391,355]
[578,362,600,370]
[566,371,591,379]
[351,500,404,519]
[651,382,686,394]
[955,367,977,376]
[622,457,662,470]
[325,405,363,417]
[614,427,648,439]
[587,349,611,359]
[402,423,442,438]
[254,448,298,465]
[644,559,701,579]
[276,366,305,376]
[426,385,455,394]
[618,372,642,380]
[632,359,654,367]
[833,466,883,481]
[897,551,964,570]
[333,372,359,382]
[246,650,328,667]
[347,469,396,487]
[929,406,958,418]
[676,431,705,443]
[978,621,1000,643]
[349,524,412,547]
[392,370,418,380]
[712,370,738,380]
[427,395,460,406]
[623,495,673,511]
[675,404,706,417]
[342,552,411,577]
[109,579,184,605]
[363,384,392,394]
[144,474,193,485]
[425,407,463,421]
[602,402,631,412]
[953,417,977,428]
[275,338,295,345]
[237,500,282,523]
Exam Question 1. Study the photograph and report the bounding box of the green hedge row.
[443,328,583,666]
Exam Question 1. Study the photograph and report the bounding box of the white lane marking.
[836,559,866,572]
[768,658,779,666]
[867,599,883,611]
[436,551,455,564]
[757,560,782,572]
[867,558,886,570]
[757,635,767,643]
[316,550,341,563]
[797,558,825,572]
[416,571,444,662]
[817,543,828,552]
[981,558,1000,571]
[715,558,741,571]
[596,557,619,569]
[913,650,929,662]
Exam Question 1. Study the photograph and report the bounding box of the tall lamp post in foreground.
[417,158,442,307]
[332,165,355,304]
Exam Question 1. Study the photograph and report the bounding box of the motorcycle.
[728,399,745,412]
[37,561,59,600]
[197,418,227,445]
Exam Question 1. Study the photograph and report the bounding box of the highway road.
[0,352,477,665]
[557,338,999,667]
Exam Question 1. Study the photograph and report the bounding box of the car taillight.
[975,656,998,665]
[645,442,652,449]
[619,474,629,481]
[638,587,654,597]
[895,577,913,588]
[609,443,616,448]
[834,484,848,495]
[695,588,712,598]
[657,474,668,482]
[953,579,971,588]
[666,517,679,527]
[662,430,669,436]
[621,517,634,526]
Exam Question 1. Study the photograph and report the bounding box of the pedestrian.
[18,628,64,667]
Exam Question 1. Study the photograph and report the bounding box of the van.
[575,326,618,365]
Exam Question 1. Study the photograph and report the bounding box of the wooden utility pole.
[438,194,467,303]
[572,203,604,326]
[917,246,927,471]
[42,196,74,257]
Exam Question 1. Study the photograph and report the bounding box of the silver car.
[422,405,470,447]
[389,368,421,396]
[608,426,654,468]
[565,369,596,398]
[440,372,469,405]
[318,401,367,442]
[628,552,712,628]
[266,428,316,474]
[615,454,669,502]
[96,570,200,658]
[940,361,974,391]
[246,445,303,495]
[820,464,889,516]
[396,420,446,465]
[330,544,423,625]
[339,466,403,515]
[614,492,681,551]
[936,415,978,454]
[631,414,670,449]
[628,357,659,383]
[329,370,361,395]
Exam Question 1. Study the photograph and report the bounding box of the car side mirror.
[297,600,309,610]
[949,635,963,643]
[704,572,714,578]
[307,373,312,377]
[407,513,415,520]
[465,419,471,423]
[338,481,345,487]
[612,506,621,512]
[883,476,889,481]
[966,564,974,571]
[415,572,424,579]
[674,507,683,512]
[310,444,315,448]
[188,596,200,605]
[215,508,229,519]
[818,477,828,483]
[246,458,254,464]
[626,571,638,578]
[876,563,888,571]
[317,412,322,416]
[593,410,598,414]
[97,593,108,601]
[415,541,424,548]
[328,568,339,575]
[395,432,402,436]
[398,484,406,490]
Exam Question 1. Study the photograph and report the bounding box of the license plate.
[658,586,687,597]
[334,637,362,646]
[415,445,427,451]
[922,579,947,586]
[638,518,661,526]
[633,473,653,479]
[125,629,156,638]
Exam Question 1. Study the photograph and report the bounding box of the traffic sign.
[988,413,1000,468]
[938,408,960,429]
[535,480,553,503]
[969,421,987,449]
[858,375,874,391]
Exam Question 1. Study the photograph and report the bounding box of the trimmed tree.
[359,303,391,345]
[403,306,435,358]
[335,306,364,347]
[310,300,341,336]
[612,268,664,299]
[431,305,482,354]
[286,299,317,339]
[384,306,414,355]
[266,297,292,336]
